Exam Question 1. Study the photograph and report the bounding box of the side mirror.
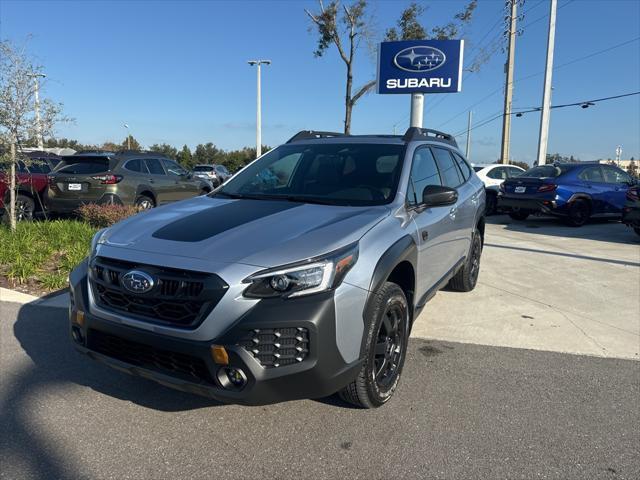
[422,185,458,207]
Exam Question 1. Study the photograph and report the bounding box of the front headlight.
[243,243,359,299]
[89,228,108,260]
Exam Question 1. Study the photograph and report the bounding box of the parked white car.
[472,163,525,214]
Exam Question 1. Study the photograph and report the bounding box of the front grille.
[90,256,228,328]
[88,329,214,384]
[238,328,309,368]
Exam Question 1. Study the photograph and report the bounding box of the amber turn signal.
[210,345,229,365]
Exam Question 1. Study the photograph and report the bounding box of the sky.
[0,0,639,165]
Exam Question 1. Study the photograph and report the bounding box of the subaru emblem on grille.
[121,270,155,294]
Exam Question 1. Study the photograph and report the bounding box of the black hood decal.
[152,199,303,242]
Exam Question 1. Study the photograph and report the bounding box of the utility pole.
[499,0,519,165]
[28,73,46,150]
[536,0,558,166]
[465,110,473,159]
[410,93,424,128]
[248,59,271,158]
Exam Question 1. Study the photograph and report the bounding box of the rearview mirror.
[422,185,458,207]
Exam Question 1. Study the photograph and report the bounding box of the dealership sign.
[377,40,464,94]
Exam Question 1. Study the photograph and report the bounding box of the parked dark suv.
[46,152,212,212]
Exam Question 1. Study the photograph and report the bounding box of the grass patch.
[0,220,97,293]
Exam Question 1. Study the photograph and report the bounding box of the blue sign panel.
[377,40,464,94]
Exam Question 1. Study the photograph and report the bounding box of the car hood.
[100,195,390,268]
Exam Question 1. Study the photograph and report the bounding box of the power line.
[433,35,640,131]
[452,90,640,137]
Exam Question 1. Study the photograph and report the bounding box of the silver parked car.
[192,164,231,187]
[69,127,485,408]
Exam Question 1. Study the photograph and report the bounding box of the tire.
[485,192,497,216]
[1,194,36,224]
[134,194,155,210]
[565,199,590,227]
[449,231,483,292]
[339,282,409,409]
[509,210,529,221]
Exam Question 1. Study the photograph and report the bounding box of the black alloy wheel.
[339,282,409,408]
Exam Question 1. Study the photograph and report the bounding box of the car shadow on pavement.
[486,214,640,245]
[11,302,220,412]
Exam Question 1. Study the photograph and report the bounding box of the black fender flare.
[135,185,157,203]
[359,235,417,357]
[567,193,592,204]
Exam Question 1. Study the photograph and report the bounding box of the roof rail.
[402,127,458,148]
[286,130,345,143]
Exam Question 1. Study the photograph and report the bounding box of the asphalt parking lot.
[1,215,639,479]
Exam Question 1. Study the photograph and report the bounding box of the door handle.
[148,178,155,184]
[449,207,457,219]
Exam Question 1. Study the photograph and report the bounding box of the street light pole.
[29,73,46,150]
[500,0,518,165]
[123,123,131,150]
[248,60,271,158]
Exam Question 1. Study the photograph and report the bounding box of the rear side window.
[124,159,147,173]
[57,157,110,175]
[579,167,604,182]
[408,147,442,206]
[601,166,632,184]
[452,152,471,181]
[194,165,214,172]
[487,167,508,180]
[145,158,165,175]
[432,147,462,188]
[507,167,523,177]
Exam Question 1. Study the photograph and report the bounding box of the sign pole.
[536,0,557,166]
[410,93,424,128]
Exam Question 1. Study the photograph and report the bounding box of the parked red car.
[0,159,51,223]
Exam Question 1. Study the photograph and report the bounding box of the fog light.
[217,366,247,390]
[76,310,85,327]
[71,326,85,345]
[210,345,229,365]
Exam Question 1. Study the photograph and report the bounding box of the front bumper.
[69,260,362,405]
[498,195,560,215]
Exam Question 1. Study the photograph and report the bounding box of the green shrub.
[77,203,140,228]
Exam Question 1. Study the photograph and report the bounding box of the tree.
[176,145,193,169]
[149,143,178,159]
[627,160,638,178]
[192,142,223,166]
[120,135,141,151]
[510,160,529,171]
[306,1,477,134]
[0,39,70,230]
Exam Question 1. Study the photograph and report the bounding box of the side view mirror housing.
[422,185,458,207]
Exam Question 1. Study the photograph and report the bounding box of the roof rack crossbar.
[286,130,345,143]
[402,127,458,148]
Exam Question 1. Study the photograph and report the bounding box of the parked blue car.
[498,162,636,226]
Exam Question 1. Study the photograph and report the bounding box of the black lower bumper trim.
[69,260,362,405]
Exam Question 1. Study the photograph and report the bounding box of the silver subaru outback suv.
[68,127,485,408]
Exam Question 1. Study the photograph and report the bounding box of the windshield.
[520,165,573,178]
[215,143,405,206]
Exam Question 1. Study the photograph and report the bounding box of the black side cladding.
[152,199,303,242]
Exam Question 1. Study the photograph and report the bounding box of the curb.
[0,287,69,308]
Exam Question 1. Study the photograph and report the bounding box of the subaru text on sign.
[377,40,464,94]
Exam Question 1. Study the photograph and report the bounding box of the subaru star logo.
[393,46,446,73]
[121,270,155,294]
